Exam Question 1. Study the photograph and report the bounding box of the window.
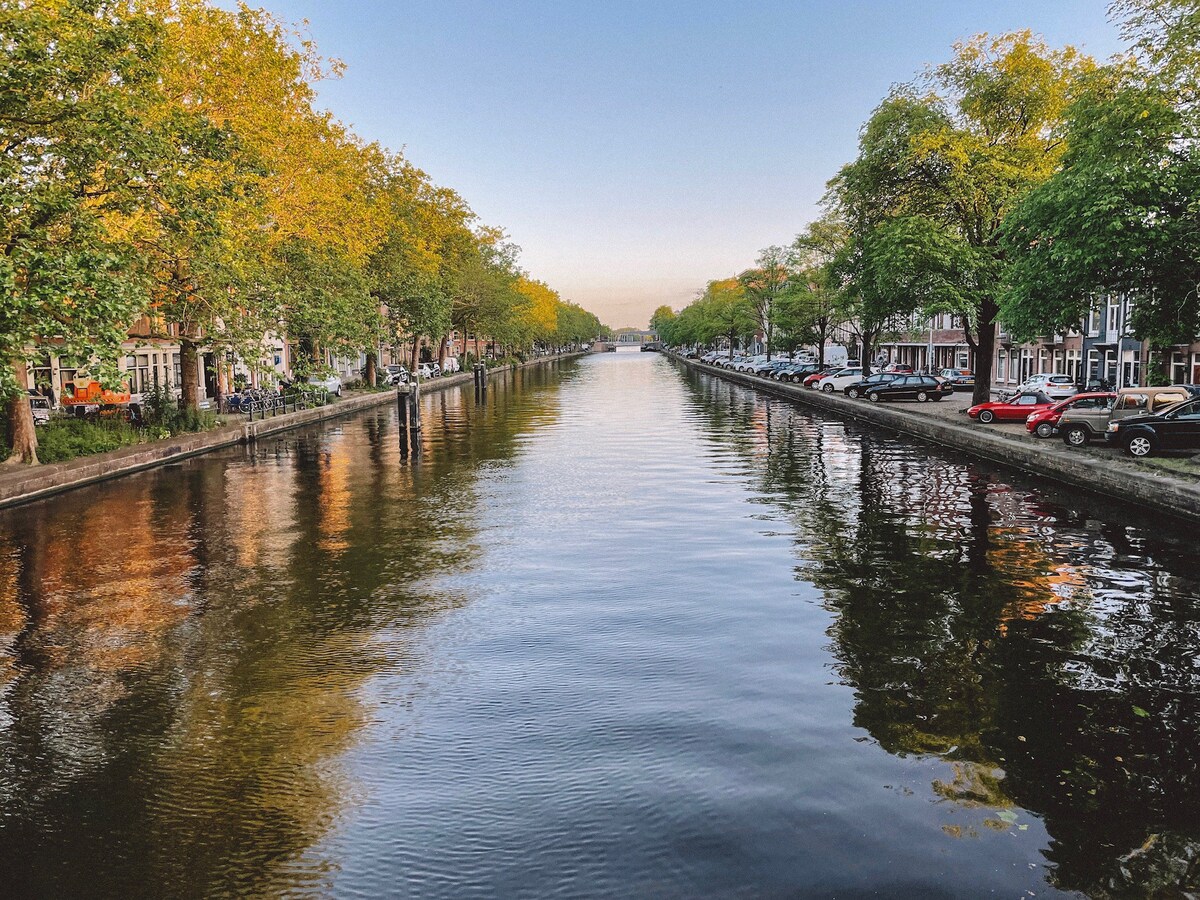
[1118,393,1148,411]
[1173,400,1200,419]
[1017,394,1039,406]
[1149,392,1188,411]
[996,353,1006,381]
[1108,301,1121,335]
[1172,352,1188,385]
[1087,306,1102,335]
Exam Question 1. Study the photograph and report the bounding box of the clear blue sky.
[230,0,1125,328]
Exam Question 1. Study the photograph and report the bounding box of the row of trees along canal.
[0,0,605,465]
[652,0,1200,409]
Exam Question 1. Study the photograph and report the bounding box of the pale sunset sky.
[224,1,1125,328]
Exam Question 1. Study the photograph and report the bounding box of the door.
[1160,399,1200,449]
[1077,396,1114,434]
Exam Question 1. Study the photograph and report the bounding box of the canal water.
[1,352,1198,898]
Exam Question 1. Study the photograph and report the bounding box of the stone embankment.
[677,355,1200,524]
[0,353,582,510]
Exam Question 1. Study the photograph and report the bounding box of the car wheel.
[978,410,995,424]
[916,391,929,402]
[847,388,860,399]
[822,383,834,393]
[1063,426,1089,447]
[1126,434,1155,458]
[868,393,880,403]
[1036,422,1054,438]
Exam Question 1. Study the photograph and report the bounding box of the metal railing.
[236,390,329,421]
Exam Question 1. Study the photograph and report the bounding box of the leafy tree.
[145,0,384,407]
[700,279,756,359]
[1001,4,1200,378]
[832,32,1092,402]
[649,305,677,345]
[785,217,849,366]
[738,246,792,360]
[366,152,471,374]
[0,0,179,463]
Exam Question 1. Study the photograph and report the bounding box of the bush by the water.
[1,386,223,465]
[141,384,220,435]
[19,419,143,464]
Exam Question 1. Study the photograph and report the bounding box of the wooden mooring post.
[397,382,422,458]
[473,363,487,402]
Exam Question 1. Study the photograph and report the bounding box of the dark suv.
[1109,396,1200,457]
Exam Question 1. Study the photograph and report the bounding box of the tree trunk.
[861,332,874,379]
[4,360,38,466]
[971,301,999,406]
[215,357,228,412]
[410,336,420,372]
[180,336,201,412]
[365,351,377,387]
[437,335,448,369]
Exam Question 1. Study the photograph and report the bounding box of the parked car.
[381,364,409,386]
[803,366,847,388]
[939,368,975,390]
[27,391,51,426]
[775,363,821,383]
[416,362,441,379]
[305,373,343,396]
[1059,386,1196,447]
[1109,395,1200,457]
[843,372,898,399]
[1026,392,1116,439]
[812,367,864,393]
[734,355,768,373]
[883,363,914,374]
[1010,373,1078,401]
[441,356,461,374]
[865,374,955,403]
[743,359,776,377]
[968,390,1055,423]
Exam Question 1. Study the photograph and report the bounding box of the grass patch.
[28,419,145,463]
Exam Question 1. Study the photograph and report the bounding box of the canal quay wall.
[675,355,1200,524]
[0,353,584,511]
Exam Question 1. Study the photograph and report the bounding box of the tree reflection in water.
[0,363,568,896]
[682,368,1200,898]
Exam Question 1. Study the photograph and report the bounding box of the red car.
[967,390,1055,424]
[802,367,838,387]
[1025,392,1117,438]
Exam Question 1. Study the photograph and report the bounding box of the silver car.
[305,373,343,397]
